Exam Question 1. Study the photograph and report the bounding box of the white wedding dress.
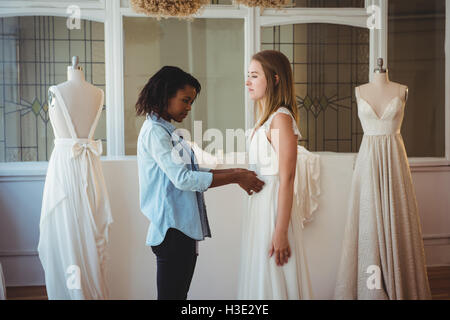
[237,107,317,300]
[38,86,113,300]
[334,91,431,300]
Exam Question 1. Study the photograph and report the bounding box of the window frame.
[0,0,448,176]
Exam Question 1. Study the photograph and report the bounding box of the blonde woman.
[237,50,313,300]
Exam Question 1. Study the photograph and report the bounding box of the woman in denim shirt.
[136,66,264,300]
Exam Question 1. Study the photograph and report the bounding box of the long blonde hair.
[252,50,298,130]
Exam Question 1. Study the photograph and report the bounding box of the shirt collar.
[147,112,176,133]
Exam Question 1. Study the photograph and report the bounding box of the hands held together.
[209,168,264,196]
[234,168,265,196]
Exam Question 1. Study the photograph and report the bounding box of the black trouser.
[151,228,198,300]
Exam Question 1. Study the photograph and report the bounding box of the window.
[262,23,369,152]
[1,1,448,164]
[260,0,447,158]
[123,17,245,156]
[0,16,106,162]
[388,0,445,157]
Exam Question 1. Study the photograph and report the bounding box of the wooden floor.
[6,285,48,300]
[5,266,450,300]
[427,266,450,300]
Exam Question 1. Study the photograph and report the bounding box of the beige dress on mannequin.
[38,67,113,300]
[334,72,431,300]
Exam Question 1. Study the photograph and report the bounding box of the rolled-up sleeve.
[148,126,213,192]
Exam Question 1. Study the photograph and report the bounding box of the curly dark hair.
[135,66,201,117]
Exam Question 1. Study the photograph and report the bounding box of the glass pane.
[289,0,365,8]
[0,17,106,162]
[262,23,369,152]
[388,0,445,157]
[123,17,245,156]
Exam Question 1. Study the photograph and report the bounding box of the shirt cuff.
[197,171,213,192]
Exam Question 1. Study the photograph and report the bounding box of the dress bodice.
[49,85,104,140]
[246,107,321,230]
[248,127,279,176]
[248,107,301,176]
[357,96,405,136]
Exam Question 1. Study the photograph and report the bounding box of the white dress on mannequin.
[38,85,113,300]
[334,87,431,300]
[237,107,316,300]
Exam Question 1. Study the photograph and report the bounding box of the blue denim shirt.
[137,113,213,246]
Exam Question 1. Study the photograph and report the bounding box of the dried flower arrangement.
[130,0,210,19]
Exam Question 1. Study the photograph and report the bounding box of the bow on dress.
[72,140,103,159]
[71,139,103,193]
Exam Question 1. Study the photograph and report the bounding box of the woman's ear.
[274,74,280,85]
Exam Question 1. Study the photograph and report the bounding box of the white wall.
[0,155,448,299]
[411,167,450,267]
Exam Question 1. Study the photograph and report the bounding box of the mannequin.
[49,56,103,138]
[39,56,112,300]
[356,58,408,118]
[335,58,432,299]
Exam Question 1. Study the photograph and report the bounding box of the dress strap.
[50,86,78,139]
[88,89,104,140]
[398,83,407,103]
[265,107,302,138]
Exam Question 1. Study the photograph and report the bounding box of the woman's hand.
[234,168,265,195]
[209,168,264,193]
[269,230,291,267]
